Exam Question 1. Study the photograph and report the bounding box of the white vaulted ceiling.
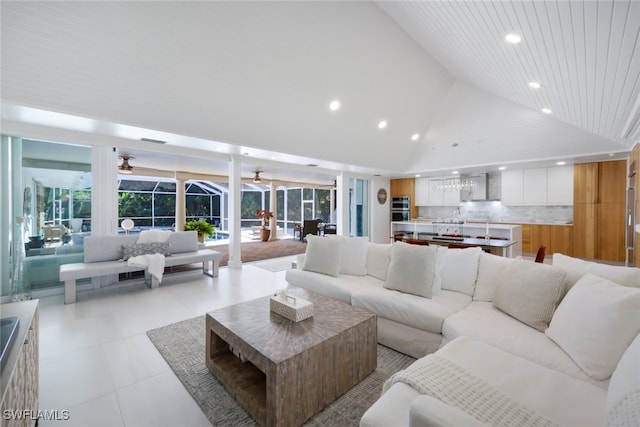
[2,1,640,179]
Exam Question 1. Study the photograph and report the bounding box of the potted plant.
[256,210,274,241]
[184,219,215,243]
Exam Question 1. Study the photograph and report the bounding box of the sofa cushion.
[605,332,640,427]
[366,243,392,281]
[352,287,470,334]
[442,301,602,387]
[330,235,368,276]
[437,247,482,296]
[285,268,381,304]
[384,242,437,298]
[137,229,172,243]
[552,253,640,289]
[545,273,640,381]
[302,235,344,277]
[84,234,138,262]
[167,230,199,253]
[493,260,566,332]
[473,252,514,302]
[427,337,607,427]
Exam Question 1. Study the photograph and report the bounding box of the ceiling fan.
[118,156,134,175]
[253,170,263,184]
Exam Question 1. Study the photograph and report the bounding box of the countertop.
[392,221,522,230]
[1,299,38,398]
[408,219,573,226]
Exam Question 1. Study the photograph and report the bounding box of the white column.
[91,146,119,236]
[269,181,278,241]
[2,137,15,296]
[175,177,186,232]
[336,173,350,236]
[91,146,119,288]
[228,156,242,269]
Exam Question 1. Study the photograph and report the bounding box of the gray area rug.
[146,315,415,426]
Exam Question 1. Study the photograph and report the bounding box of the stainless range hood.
[461,173,488,201]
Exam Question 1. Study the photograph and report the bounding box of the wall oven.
[391,210,410,222]
[391,197,410,222]
[391,197,410,210]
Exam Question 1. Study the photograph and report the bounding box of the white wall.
[369,176,391,243]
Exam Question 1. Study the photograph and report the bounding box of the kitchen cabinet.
[523,168,547,204]
[547,166,574,204]
[414,177,429,206]
[501,166,573,205]
[521,224,573,256]
[1,300,39,427]
[423,177,460,206]
[501,170,524,204]
[573,160,626,262]
[390,178,418,219]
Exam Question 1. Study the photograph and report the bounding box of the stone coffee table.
[205,287,377,426]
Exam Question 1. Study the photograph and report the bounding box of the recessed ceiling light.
[556,161,566,166]
[378,120,387,129]
[528,81,542,89]
[505,34,521,44]
[499,166,506,171]
[541,108,552,114]
[415,174,421,178]
[411,133,420,141]
[452,170,459,175]
[329,100,340,111]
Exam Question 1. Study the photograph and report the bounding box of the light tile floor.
[37,259,294,427]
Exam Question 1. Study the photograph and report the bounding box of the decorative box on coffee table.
[269,293,313,322]
[205,287,377,427]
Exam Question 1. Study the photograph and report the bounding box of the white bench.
[59,231,223,304]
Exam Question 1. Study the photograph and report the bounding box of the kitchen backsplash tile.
[418,203,573,224]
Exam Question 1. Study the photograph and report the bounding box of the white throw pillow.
[605,332,640,427]
[366,243,392,281]
[302,235,345,277]
[545,273,640,380]
[473,252,515,302]
[330,236,369,276]
[493,259,567,332]
[438,246,482,296]
[552,253,640,290]
[384,242,437,298]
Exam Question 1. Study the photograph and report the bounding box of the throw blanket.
[384,354,558,427]
[127,253,166,283]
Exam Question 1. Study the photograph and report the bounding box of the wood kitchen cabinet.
[390,178,418,219]
[1,300,39,427]
[573,160,626,262]
[521,224,573,256]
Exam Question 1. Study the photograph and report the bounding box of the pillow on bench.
[120,242,171,261]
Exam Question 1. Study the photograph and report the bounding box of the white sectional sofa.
[284,236,640,427]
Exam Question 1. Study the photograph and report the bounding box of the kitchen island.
[391,221,522,258]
